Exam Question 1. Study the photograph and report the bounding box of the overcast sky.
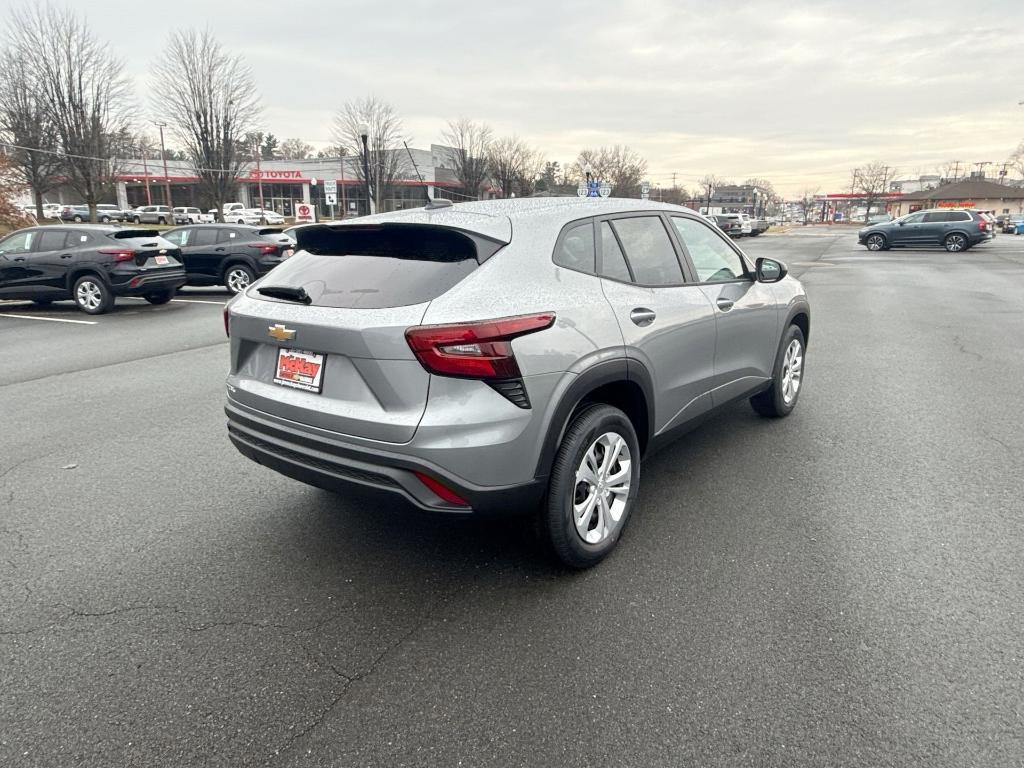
[12,0,1023,196]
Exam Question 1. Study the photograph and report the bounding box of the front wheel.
[143,289,175,305]
[133,216,141,224]
[751,324,805,418]
[157,216,167,225]
[73,275,113,315]
[224,264,255,294]
[865,233,887,251]
[73,215,83,223]
[944,233,967,252]
[542,404,640,569]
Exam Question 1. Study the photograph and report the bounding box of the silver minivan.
[224,198,811,567]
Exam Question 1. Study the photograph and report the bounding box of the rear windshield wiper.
[257,285,311,304]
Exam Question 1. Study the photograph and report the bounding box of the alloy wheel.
[573,432,632,545]
[781,338,803,405]
[226,268,251,293]
[945,234,966,252]
[76,280,103,311]
[866,234,885,251]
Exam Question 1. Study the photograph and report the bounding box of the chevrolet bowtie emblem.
[268,324,296,341]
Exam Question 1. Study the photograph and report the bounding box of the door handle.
[59,253,72,259]
[215,247,225,252]
[716,298,735,311]
[13,257,25,262]
[630,307,656,326]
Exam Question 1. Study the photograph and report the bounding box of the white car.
[244,208,285,225]
[223,209,263,225]
[173,206,214,224]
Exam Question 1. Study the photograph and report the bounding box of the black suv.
[0,225,186,313]
[858,209,993,252]
[160,224,295,294]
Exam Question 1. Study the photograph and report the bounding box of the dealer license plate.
[155,255,169,265]
[273,348,325,393]
[283,248,294,259]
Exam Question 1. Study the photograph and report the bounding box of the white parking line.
[0,312,97,325]
[171,298,227,305]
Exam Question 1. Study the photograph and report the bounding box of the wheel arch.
[786,303,810,347]
[65,265,108,291]
[533,358,654,482]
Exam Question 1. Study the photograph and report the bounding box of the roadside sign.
[310,177,318,186]
[598,182,611,198]
[324,180,337,196]
[295,203,316,223]
[325,193,337,205]
[641,181,650,200]
[576,183,587,198]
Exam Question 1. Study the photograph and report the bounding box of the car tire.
[157,216,167,225]
[143,289,175,305]
[73,215,83,223]
[100,215,110,223]
[750,324,806,418]
[224,264,255,294]
[865,233,887,251]
[72,274,113,315]
[133,216,141,224]
[542,403,640,569]
[944,233,967,252]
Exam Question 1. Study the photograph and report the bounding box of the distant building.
[709,184,770,216]
[889,175,941,194]
[891,179,1024,216]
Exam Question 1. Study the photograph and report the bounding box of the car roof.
[168,223,258,230]
[335,197,699,242]
[19,224,122,232]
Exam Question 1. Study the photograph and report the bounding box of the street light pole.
[340,149,347,220]
[140,144,152,206]
[254,142,266,223]
[359,123,373,215]
[155,123,172,210]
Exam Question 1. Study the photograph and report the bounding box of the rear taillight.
[405,313,555,379]
[98,248,136,262]
[247,243,277,254]
[978,218,989,231]
[223,307,230,337]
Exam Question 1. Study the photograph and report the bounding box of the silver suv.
[224,199,811,567]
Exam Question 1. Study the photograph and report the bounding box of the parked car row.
[703,213,769,238]
[0,223,295,313]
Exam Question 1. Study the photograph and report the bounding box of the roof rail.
[425,199,454,210]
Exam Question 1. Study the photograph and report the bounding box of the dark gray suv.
[224,199,811,568]
[858,209,993,252]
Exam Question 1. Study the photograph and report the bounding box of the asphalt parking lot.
[2,229,1022,767]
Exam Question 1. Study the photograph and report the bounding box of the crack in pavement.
[265,585,457,765]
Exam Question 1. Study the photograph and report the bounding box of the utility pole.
[973,161,992,179]
[359,123,373,215]
[340,149,347,220]
[155,122,173,209]
[951,160,962,182]
[140,142,152,206]
[998,162,1009,184]
[671,171,677,189]
[254,141,266,223]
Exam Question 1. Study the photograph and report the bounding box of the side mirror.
[755,257,786,283]
[897,221,905,226]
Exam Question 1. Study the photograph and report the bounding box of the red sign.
[937,200,976,208]
[248,170,304,180]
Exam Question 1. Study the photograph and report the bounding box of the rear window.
[264,224,499,309]
[108,229,157,239]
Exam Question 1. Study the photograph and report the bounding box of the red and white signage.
[248,169,304,180]
[295,203,316,223]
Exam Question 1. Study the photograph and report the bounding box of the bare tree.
[851,162,893,222]
[152,29,260,218]
[10,4,131,222]
[571,145,647,196]
[0,151,28,230]
[1006,143,1024,182]
[488,136,540,198]
[278,137,314,160]
[0,46,62,220]
[697,174,720,213]
[797,188,820,225]
[440,118,492,200]
[333,97,406,213]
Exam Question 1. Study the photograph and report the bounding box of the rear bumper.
[225,400,545,516]
[111,270,187,296]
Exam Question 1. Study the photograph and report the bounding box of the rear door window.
[36,230,69,251]
[191,228,218,247]
[217,229,241,243]
[554,221,595,273]
[262,224,494,309]
[598,222,632,282]
[609,216,683,286]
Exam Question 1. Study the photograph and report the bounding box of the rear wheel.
[751,325,805,418]
[73,274,113,315]
[224,264,255,294]
[100,215,111,223]
[865,233,887,251]
[542,404,640,569]
[157,216,167,225]
[944,233,967,252]
[133,216,141,224]
[73,215,83,223]
[143,289,175,305]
